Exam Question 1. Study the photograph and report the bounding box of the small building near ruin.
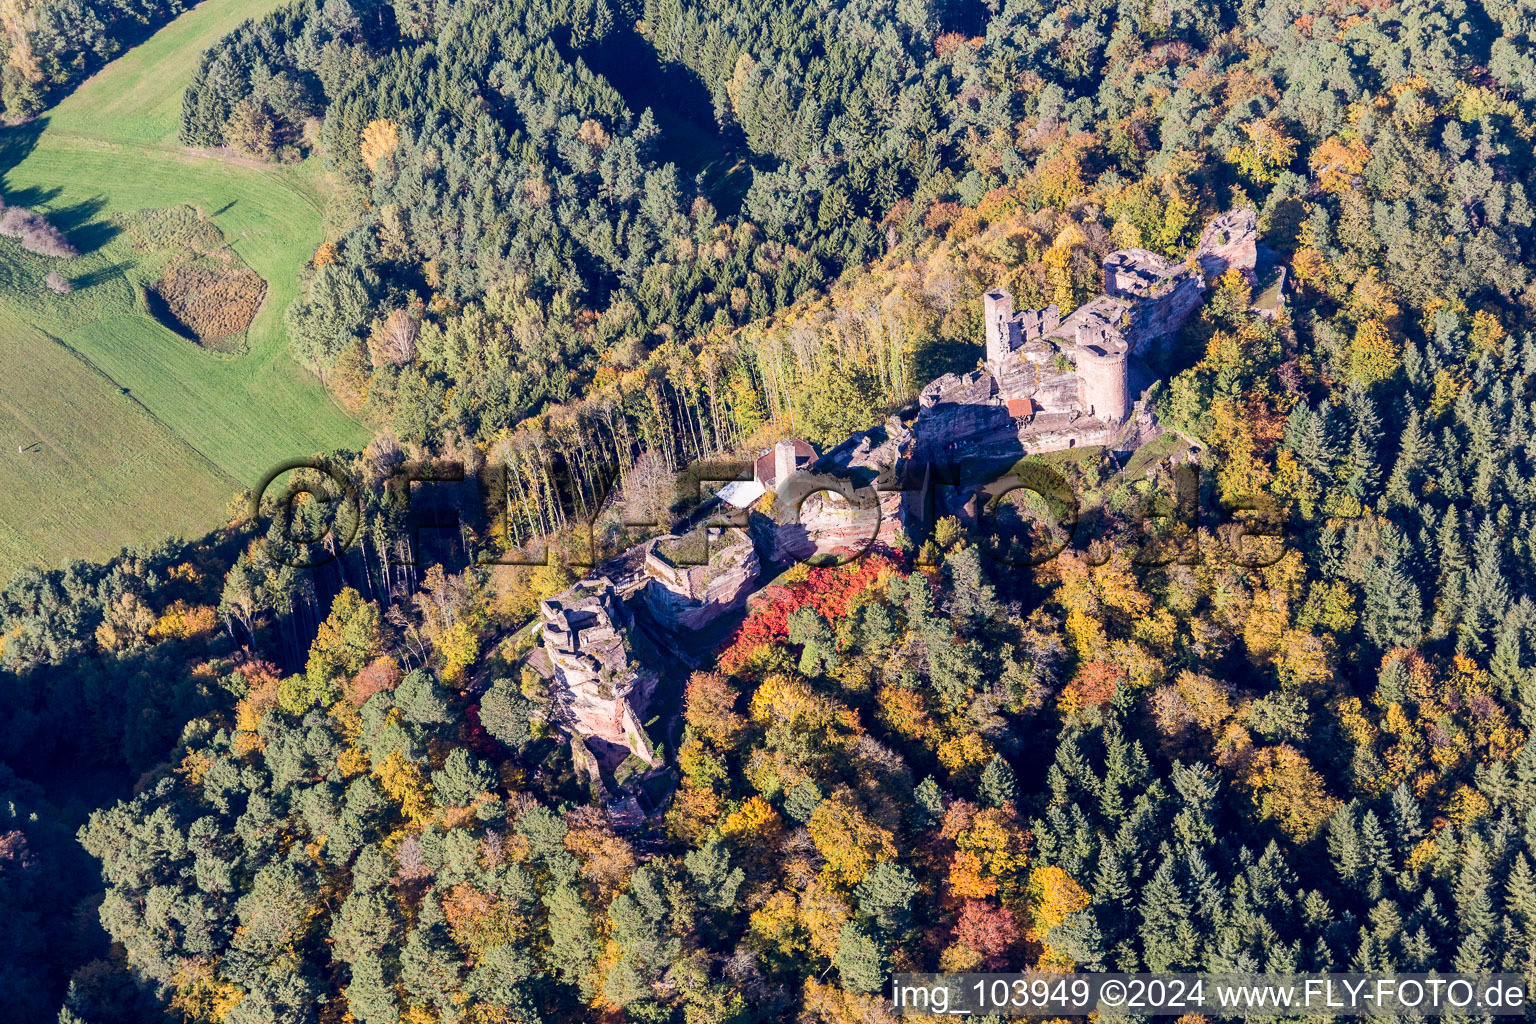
[753,437,819,491]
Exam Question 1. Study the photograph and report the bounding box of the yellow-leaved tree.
[361,119,400,173]
[1042,222,1093,313]
[1349,318,1401,388]
[1230,119,1298,185]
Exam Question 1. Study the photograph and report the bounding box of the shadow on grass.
[71,261,133,290]
[0,118,46,181]
[0,122,120,255]
[48,195,118,254]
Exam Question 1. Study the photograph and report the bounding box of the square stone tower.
[774,438,798,489]
[984,288,1016,373]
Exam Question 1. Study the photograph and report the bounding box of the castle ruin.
[538,578,661,768]
[526,208,1264,823]
[918,208,1257,456]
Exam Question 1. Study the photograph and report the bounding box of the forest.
[4,0,1536,1020]
[0,0,193,117]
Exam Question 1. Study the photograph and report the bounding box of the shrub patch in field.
[118,205,267,349]
[147,252,266,348]
[0,205,78,257]
[117,204,225,253]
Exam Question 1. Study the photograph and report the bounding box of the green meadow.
[0,0,370,576]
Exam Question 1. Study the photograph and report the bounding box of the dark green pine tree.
[1504,853,1536,929]
[1453,930,1493,974]
[1385,405,1430,509]
[834,921,885,993]
[345,953,400,1024]
[784,780,824,823]
[911,776,944,829]
[1455,849,1499,941]
[1094,849,1135,913]
[787,607,835,676]
[1435,505,1468,629]
[854,861,920,936]
[1400,924,1435,970]
[1344,391,1383,501]
[400,892,464,1016]
[1097,728,1151,829]
[684,840,745,915]
[1388,784,1425,858]
[944,545,999,630]
[1169,761,1220,851]
[1362,561,1424,650]
[978,754,1018,809]
[1461,519,1513,652]
[1282,402,1335,476]
[543,883,597,997]
[1140,853,1197,971]
[1489,603,1533,704]
[1357,810,1394,902]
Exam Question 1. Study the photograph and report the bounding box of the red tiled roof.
[752,439,819,488]
[1007,397,1037,419]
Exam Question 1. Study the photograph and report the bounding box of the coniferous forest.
[7,0,1536,1021]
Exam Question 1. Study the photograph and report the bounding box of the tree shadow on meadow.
[0,119,120,255]
[0,117,46,181]
[70,260,132,290]
[47,195,118,254]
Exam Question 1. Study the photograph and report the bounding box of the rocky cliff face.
[1121,273,1203,355]
[772,487,900,562]
[764,416,920,562]
[539,579,660,766]
[640,526,761,631]
[1196,208,1259,284]
[915,371,1015,458]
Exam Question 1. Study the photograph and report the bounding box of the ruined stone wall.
[1121,272,1203,356]
[1103,248,1178,299]
[1019,412,1113,451]
[1196,208,1258,283]
[539,579,661,766]
[915,371,1015,456]
[1032,368,1080,413]
[640,527,761,631]
[984,288,1016,370]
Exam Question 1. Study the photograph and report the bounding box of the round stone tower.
[1073,331,1130,424]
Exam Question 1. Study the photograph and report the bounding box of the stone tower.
[983,287,1015,372]
[1073,324,1130,425]
[774,438,798,489]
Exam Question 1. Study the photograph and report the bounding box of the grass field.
[0,310,234,572]
[0,0,371,576]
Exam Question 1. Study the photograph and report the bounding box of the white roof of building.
[716,479,766,508]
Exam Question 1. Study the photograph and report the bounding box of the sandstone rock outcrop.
[539,579,660,766]
[641,526,761,631]
[766,417,918,561]
[1196,208,1258,284]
